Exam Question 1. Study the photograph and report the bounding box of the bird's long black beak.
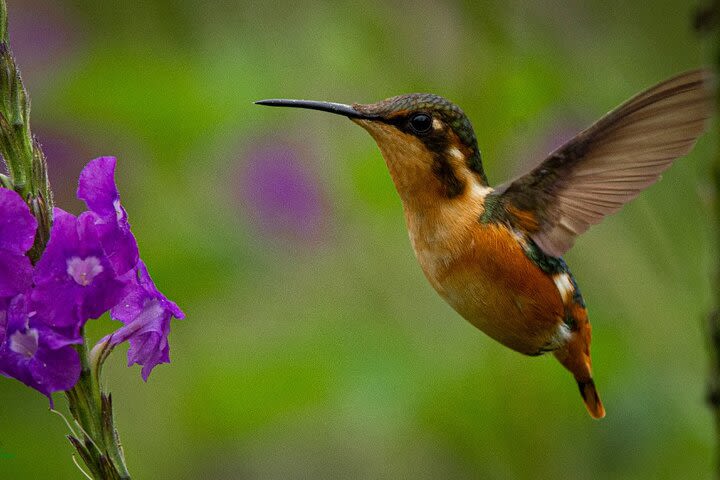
[254,99,375,119]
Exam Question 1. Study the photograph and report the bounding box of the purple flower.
[0,298,8,342]
[0,294,81,401]
[79,157,182,381]
[32,209,127,339]
[0,155,183,398]
[97,262,184,381]
[0,189,80,400]
[78,156,139,276]
[0,189,36,300]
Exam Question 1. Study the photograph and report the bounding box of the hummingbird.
[256,69,713,419]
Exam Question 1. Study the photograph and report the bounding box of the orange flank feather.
[428,223,564,355]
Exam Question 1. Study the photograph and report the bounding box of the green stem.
[65,338,131,480]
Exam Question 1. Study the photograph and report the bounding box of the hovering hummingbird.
[256,70,713,418]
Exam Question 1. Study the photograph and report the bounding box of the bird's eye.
[409,113,433,134]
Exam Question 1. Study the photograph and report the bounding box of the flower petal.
[34,208,80,284]
[29,344,81,397]
[101,262,182,380]
[77,157,138,275]
[0,298,8,345]
[0,294,81,400]
[0,188,37,254]
[77,156,119,219]
[33,209,127,334]
[94,220,138,276]
[0,254,32,298]
[113,262,184,322]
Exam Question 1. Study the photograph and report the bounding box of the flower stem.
[65,336,131,480]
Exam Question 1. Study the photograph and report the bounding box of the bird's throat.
[355,119,486,210]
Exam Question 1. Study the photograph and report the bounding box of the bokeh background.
[0,0,716,478]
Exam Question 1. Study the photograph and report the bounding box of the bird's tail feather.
[578,378,605,419]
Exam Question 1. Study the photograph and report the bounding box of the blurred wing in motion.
[492,69,714,258]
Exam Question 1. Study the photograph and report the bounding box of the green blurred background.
[0,0,715,478]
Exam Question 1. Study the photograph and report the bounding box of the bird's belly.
[437,270,563,355]
[413,223,567,355]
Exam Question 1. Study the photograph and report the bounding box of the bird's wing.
[489,69,714,258]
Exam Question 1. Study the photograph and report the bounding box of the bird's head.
[256,94,488,206]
